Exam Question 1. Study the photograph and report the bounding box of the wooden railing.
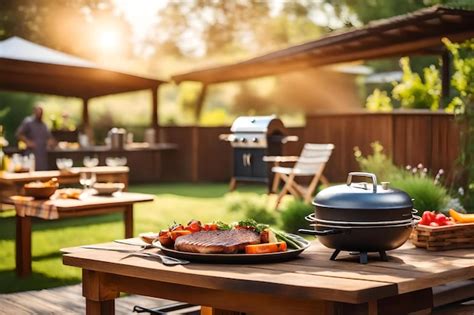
[159,111,460,183]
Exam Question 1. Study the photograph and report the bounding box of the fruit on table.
[419,211,454,226]
[245,241,287,254]
[449,208,474,223]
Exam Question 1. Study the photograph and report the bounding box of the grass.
[0,183,267,293]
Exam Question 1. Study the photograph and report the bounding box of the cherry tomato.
[186,219,202,233]
[435,213,448,226]
[203,223,218,231]
[422,211,436,224]
[158,231,173,248]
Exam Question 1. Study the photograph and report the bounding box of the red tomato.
[170,224,185,232]
[186,219,202,233]
[422,211,436,224]
[429,222,439,227]
[202,223,218,231]
[435,213,448,226]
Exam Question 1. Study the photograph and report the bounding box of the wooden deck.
[0,284,184,314]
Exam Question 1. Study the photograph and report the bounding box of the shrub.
[355,141,450,213]
[245,207,277,225]
[391,175,448,214]
[353,142,400,182]
[365,89,393,112]
[280,199,313,233]
[225,192,277,225]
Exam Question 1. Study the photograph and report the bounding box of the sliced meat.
[174,229,261,254]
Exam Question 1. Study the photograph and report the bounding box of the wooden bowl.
[24,185,58,199]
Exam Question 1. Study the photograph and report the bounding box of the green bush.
[354,141,450,213]
[365,89,393,112]
[225,192,277,225]
[280,199,313,233]
[354,142,400,182]
[392,175,448,213]
[244,207,277,225]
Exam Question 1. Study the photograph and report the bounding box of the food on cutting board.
[449,208,474,223]
[418,211,454,227]
[145,219,305,254]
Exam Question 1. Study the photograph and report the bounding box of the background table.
[62,240,474,315]
[13,192,153,277]
[0,166,129,203]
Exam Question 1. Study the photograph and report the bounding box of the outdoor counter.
[47,143,177,183]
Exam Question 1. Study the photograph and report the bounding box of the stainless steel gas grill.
[220,115,298,190]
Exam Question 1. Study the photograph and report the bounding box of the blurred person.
[16,104,55,170]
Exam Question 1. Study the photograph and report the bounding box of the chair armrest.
[263,156,299,163]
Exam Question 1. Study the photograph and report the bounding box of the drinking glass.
[56,158,73,171]
[79,172,96,192]
[83,155,99,168]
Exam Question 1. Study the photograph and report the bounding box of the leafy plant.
[391,174,449,214]
[392,57,441,110]
[365,88,393,112]
[353,142,400,182]
[280,199,313,233]
[354,142,450,213]
[443,38,474,211]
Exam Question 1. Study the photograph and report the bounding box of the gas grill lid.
[230,115,287,135]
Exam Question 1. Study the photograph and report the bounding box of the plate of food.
[55,188,83,200]
[145,219,310,264]
[24,178,58,199]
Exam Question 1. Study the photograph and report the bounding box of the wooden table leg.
[16,215,32,277]
[83,270,119,315]
[201,306,241,315]
[124,204,133,238]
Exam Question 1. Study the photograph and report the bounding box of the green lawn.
[0,183,271,293]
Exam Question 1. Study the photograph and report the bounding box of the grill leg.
[360,252,368,264]
[229,177,237,191]
[330,249,341,261]
[379,251,388,261]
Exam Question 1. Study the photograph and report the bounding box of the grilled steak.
[174,229,260,254]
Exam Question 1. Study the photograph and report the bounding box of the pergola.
[0,37,165,137]
[172,5,474,118]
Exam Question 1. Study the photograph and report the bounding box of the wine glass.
[56,158,73,171]
[83,155,99,168]
[79,172,96,193]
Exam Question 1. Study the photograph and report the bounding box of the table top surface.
[0,166,129,183]
[48,192,154,210]
[62,239,474,304]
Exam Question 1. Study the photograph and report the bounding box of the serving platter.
[152,234,310,264]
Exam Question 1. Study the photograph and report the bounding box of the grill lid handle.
[346,172,378,193]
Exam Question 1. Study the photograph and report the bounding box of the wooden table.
[0,166,129,203]
[14,192,153,277]
[62,240,474,315]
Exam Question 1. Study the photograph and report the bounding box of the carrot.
[449,208,474,223]
[245,242,287,254]
[170,230,192,240]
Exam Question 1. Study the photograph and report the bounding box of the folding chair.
[264,143,334,209]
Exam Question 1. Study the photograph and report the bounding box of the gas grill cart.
[220,115,298,191]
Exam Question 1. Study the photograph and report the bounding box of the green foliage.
[392,57,441,110]
[225,192,277,225]
[354,141,449,212]
[392,175,448,213]
[280,199,313,233]
[443,38,474,210]
[0,92,36,145]
[365,89,393,112]
[353,142,400,182]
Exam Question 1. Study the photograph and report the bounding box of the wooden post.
[194,83,208,123]
[82,98,94,145]
[441,50,451,108]
[16,215,32,277]
[151,86,160,142]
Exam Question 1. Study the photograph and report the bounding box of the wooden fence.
[159,111,460,183]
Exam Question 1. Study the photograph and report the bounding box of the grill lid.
[313,172,413,210]
[230,115,287,135]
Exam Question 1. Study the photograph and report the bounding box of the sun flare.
[97,29,121,52]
